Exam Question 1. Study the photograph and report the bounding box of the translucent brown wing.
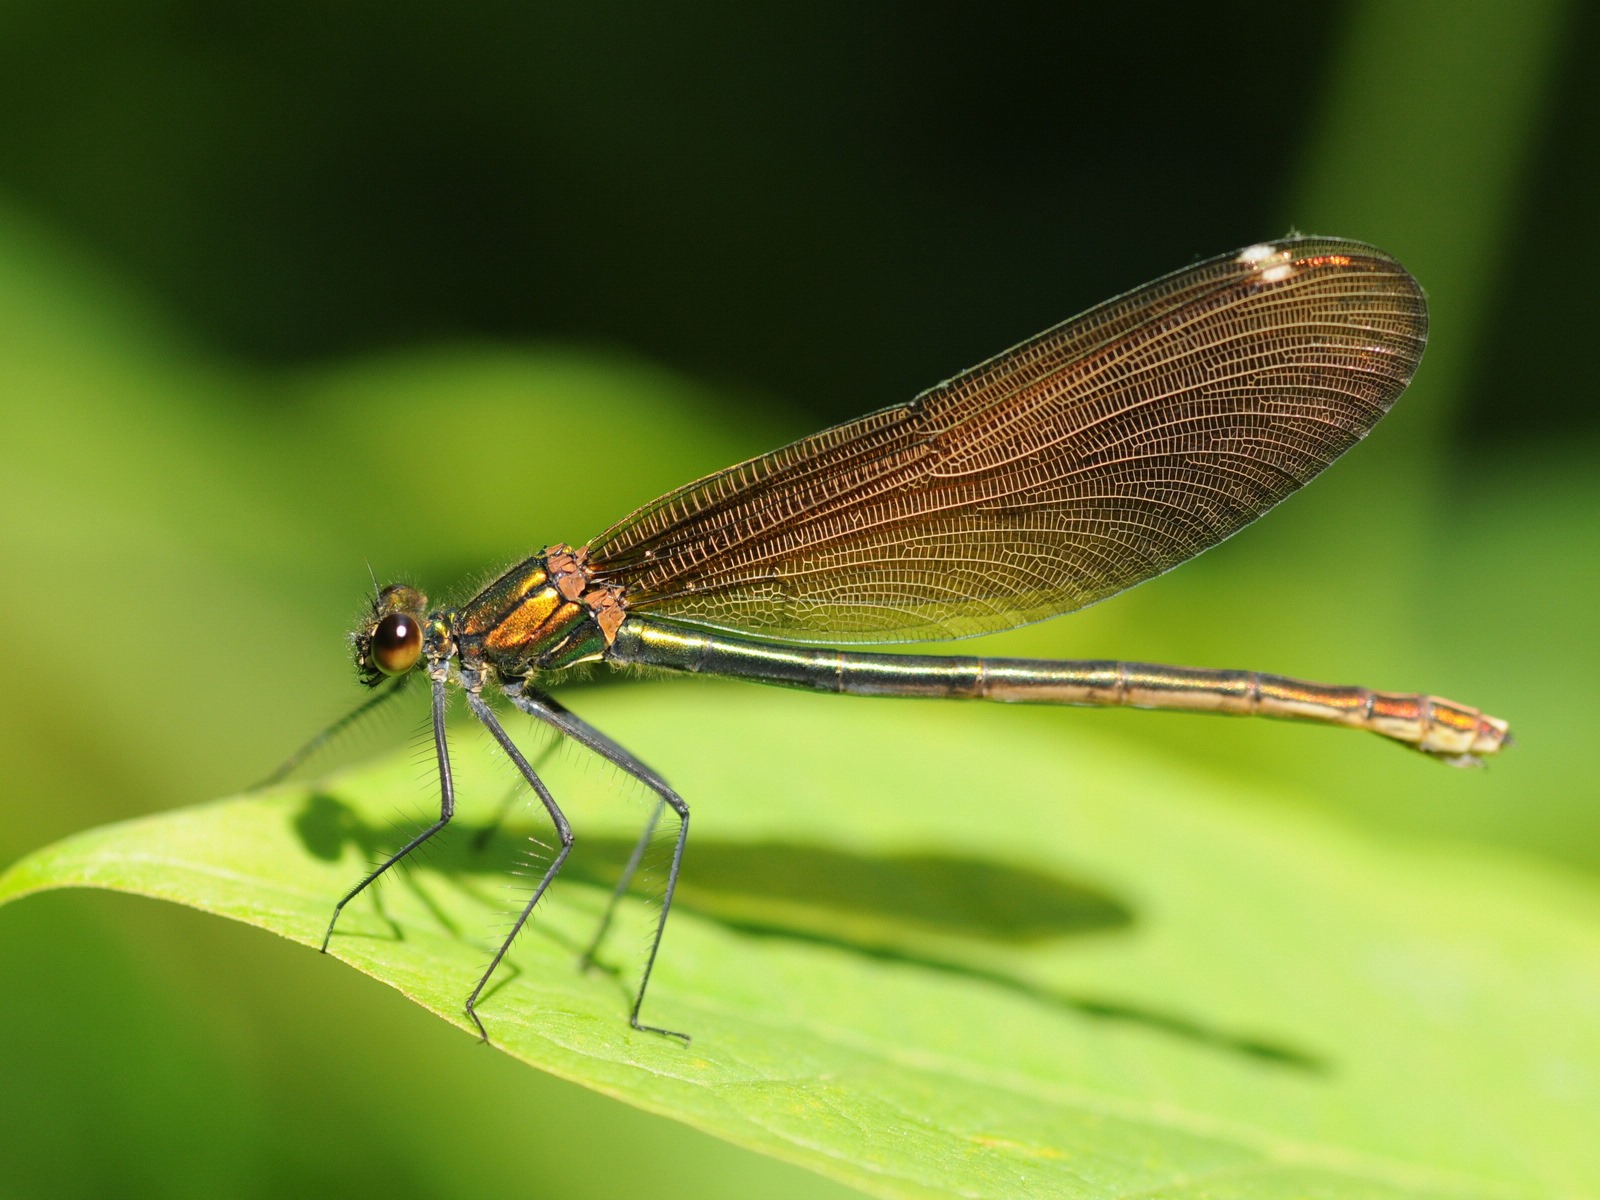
[586,237,1427,644]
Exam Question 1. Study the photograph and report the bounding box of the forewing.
[586,238,1427,644]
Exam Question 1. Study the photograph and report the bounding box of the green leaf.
[4,682,1598,1200]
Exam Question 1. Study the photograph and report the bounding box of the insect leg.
[462,692,573,1042]
[320,676,452,952]
[507,686,690,1043]
[578,797,665,972]
[256,673,411,789]
[472,735,563,852]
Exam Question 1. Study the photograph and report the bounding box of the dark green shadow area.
[295,792,1324,1072]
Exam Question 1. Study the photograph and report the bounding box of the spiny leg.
[507,685,691,1043]
[472,735,563,853]
[321,677,453,952]
[578,797,665,972]
[463,692,573,1043]
[495,685,671,973]
[257,673,411,790]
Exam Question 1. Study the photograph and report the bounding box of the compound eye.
[372,612,422,675]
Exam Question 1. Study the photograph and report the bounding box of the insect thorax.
[452,544,626,679]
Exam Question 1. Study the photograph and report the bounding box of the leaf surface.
[4,683,1597,1199]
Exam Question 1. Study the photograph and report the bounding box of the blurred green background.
[1,1,1595,1196]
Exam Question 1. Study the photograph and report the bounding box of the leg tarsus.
[631,1016,692,1044]
[466,998,491,1043]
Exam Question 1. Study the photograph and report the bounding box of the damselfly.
[283,237,1509,1043]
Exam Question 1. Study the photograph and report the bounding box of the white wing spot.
[1238,243,1296,283]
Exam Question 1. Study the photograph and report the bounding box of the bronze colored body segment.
[455,551,611,676]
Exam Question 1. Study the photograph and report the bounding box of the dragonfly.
[288,236,1509,1043]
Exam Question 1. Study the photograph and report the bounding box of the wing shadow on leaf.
[296,792,1323,1072]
